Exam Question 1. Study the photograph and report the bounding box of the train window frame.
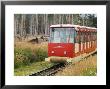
[49,27,75,43]
[1,0,108,88]
[74,30,80,43]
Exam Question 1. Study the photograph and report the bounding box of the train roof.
[50,24,97,32]
[50,24,80,28]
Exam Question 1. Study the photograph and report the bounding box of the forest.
[14,14,97,41]
[14,14,97,75]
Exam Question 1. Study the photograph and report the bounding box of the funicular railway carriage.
[46,24,97,62]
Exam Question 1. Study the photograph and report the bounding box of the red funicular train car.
[47,24,97,62]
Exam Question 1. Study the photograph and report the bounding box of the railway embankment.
[55,54,97,76]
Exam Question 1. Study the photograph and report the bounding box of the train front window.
[50,27,74,43]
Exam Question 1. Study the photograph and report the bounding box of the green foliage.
[81,68,97,76]
[14,47,48,69]
[35,48,48,62]
[14,48,32,68]
[14,61,55,76]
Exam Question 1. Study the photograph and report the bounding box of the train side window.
[95,32,97,41]
[91,32,92,41]
[84,32,86,42]
[75,31,80,43]
[89,32,91,41]
[91,32,93,41]
[49,28,53,43]
[79,32,81,43]
[92,32,93,41]
[80,32,84,43]
[69,28,75,43]
[86,32,88,42]
[74,31,77,43]
[60,29,66,43]
[83,32,85,42]
[87,32,90,42]
[94,32,95,40]
[50,28,61,43]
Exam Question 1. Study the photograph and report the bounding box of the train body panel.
[46,24,97,62]
[48,43,74,58]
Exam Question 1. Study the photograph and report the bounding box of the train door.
[95,31,97,49]
[74,31,80,56]
[86,31,88,53]
[91,31,94,52]
[79,31,81,54]
[89,31,92,52]
[87,31,90,53]
[80,31,84,54]
[89,31,92,53]
[92,32,95,50]
[91,31,93,51]
[84,31,87,53]
[92,31,96,50]
[82,31,85,54]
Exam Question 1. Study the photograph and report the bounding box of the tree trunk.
[72,14,74,24]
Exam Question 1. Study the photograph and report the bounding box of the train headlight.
[51,51,54,53]
[64,51,67,55]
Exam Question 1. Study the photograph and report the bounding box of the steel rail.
[29,51,97,76]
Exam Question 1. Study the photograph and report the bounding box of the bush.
[14,47,48,69]
[35,48,48,61]
[14,48,33,68]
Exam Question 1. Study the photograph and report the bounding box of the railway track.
[29,63,69,76]
[29,50,97,76]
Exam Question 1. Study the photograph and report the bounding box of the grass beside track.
[55,54,97,76]
[14,61,55,76]
[14,42,48,68]
[81,67,96,76]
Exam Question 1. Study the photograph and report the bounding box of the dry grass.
[14,41,48,68]
[14,41,57,76]
[15,41,48,51]
[56,54,97,76]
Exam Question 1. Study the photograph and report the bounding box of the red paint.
[48,24,97,61]
[48,43,75,58]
